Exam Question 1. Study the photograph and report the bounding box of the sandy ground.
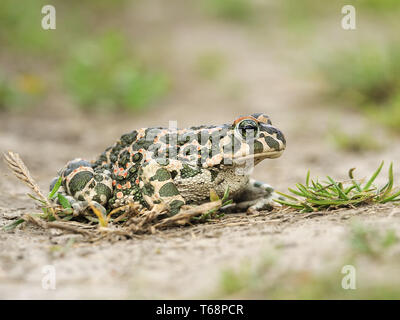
[1,1,400,299]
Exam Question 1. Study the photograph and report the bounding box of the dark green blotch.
[253,181,262,188]
[210,170,219,182]
[110,154,118,163]
[263,126,286,145]
[132,138,154,151]
[120,131,138,146]
[151,168,171,182]
[170,170,178,179]
[68,171,93,195]
[129,165,138,174]
[180,164,201,179]
[132,152,143,162]
[265,136,280,150]
[159,182,180,197]
[98,153,107,163]
[95,183,112,199]
[156,157,169,166]
[254,141,264,154]
[142,183,155,196]
[111,143,123,155]
[119,150,131,167]
[169,200,184,216]
[140,199,150,209]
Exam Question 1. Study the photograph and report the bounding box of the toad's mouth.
[228,149,285,164]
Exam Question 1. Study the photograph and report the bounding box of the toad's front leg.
[228,179,284,214]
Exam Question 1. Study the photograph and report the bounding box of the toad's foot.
[223,179,284,214]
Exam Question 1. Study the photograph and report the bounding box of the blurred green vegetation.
[360,0,400,11]
[0,73,45,111]
[349,222,398,257]
[319,45,400,132]
[0,0,170,112]
[328,127,383,153]
[219,265,400,299]
[194,51,227,80]
[216,224,400,299]
[320,46,400,106]
[64,33,169,110]
[201,0,254,22]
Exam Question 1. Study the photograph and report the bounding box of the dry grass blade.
[3,151,51,208]
[22,214,93,236]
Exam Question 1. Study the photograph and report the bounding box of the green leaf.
[222,199,233,206]
[348,168,356,179]
[344,185,357,195]
[296,183,316,198]
[306,170,310,187]
[300,201,315,212]
[27,193,47,205]
[57,193,72,209]
[48,177,62,199]
[209,189,220,202]
[288,187,307,198]
[381,189,400,203]
[381,162,394,200]
[273,199,304,209]
[363,161,384,191]
[275,191,298,202]
[327,176,349,200]
[222,186,230,202]
[351,179,362,192]
[62,215,74,221]
[2,218,25,231]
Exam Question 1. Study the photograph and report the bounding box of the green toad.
[50,113,286,215]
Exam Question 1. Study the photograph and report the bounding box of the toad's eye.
[237,119,259,139]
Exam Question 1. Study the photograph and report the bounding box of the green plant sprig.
[275,161,400,213]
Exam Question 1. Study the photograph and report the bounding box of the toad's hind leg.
[141,163,186,215]
[231,178,284,213]
[49,159,113,216]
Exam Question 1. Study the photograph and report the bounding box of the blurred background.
[1,0,400,299]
